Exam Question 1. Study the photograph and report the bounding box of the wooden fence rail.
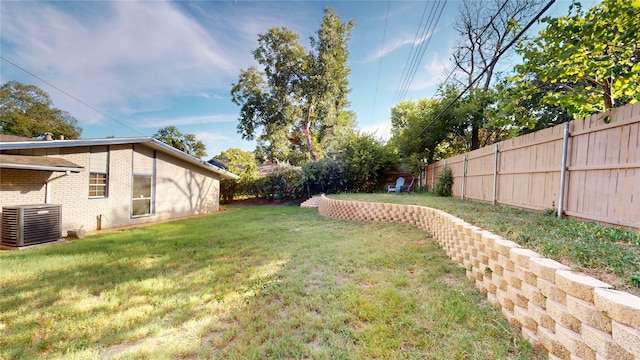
[424,102,640,229]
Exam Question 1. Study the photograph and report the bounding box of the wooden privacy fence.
[424,102,640,229]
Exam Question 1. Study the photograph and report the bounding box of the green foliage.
[231,8,355,164]
[514,0,640,118]
[491,79,572,136]
[153,125,207,158]
[337,133,396,193]
[434,166,453,197]
[0,81,82,139]
[255,164,305,201]
[216,148,259,202]
[302,157,345,196]
[389,85,461,167]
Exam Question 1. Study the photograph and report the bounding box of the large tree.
[153,125,206,158]
[215,148,259,201]
[389,85,461,173]
[451,0,543,150]
[231,8,354,165]
[514,0,640,119]
[0,81,82,139]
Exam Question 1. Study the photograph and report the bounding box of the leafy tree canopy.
[336,132,396,193]
[0,81,82,139]
[215,148,259,178]
[389,85,461,172]
[153,125,206,158]
[514,0,640,118]
[231,8,355,165]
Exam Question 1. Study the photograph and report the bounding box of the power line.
[409,0,557,143]
[394,0,443,103]
[371,0,391,122]
[437,0,511,91]
[394,0,447,103]
[1,56,144,136]
[392,1,432,103]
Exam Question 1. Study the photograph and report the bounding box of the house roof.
[0,154,84,172]
[0,136,239,180]
[0,134,35,142]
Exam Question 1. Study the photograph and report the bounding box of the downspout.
[45,171,71,204]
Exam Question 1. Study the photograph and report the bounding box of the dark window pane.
[133,176,151,198]
[132,199,151,216]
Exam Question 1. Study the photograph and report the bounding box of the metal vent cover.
[1,204,62,247]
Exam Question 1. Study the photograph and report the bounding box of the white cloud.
[0,1,245,122]
[362,31,434,64]
[195,130,254,158]
[406,52,455,93]
[360,120,392,141]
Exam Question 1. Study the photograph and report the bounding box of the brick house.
[0,135,238,239]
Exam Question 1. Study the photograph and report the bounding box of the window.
[131,145,155,217]
[89,173,107,197]
[132,175,152,216]
[89,146,108,198]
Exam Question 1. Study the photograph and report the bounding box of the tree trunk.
[603,78,613,110]
[471,124,480,151]
[303,104,317,161]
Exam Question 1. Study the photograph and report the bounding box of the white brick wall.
[1,144,221,234]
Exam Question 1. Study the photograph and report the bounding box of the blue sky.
[1,0,580,158]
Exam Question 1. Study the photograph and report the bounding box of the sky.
[1,0,582,159]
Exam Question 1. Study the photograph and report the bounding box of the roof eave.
[0,163,84,173]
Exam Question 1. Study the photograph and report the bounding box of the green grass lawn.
[330,192,640,295]
[0,205,543,359]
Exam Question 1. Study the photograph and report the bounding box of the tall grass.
[0,205,542,359]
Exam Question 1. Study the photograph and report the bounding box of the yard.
[332,193,640,296]
[0,204,543,359]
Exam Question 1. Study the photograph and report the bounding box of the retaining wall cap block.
[493,238,521,256]
[481,232,501,247]
[556,270,612,303]
[510,248,542,268]
[529,257,572,282]
[594,288,640,329]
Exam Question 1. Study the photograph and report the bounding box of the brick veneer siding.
[318,195,640,360]
[1,144,221,233]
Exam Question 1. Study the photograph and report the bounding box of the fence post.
[431,164,435,191]
[461,154,467,199]
[557,122,570,219]
[493,144,499,205]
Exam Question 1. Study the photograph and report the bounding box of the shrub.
[302,158,345,196]
[434,166,453,197]
[257,164,304,202]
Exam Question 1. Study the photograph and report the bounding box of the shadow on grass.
[1,205,544,359]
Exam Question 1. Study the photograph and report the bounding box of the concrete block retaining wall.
[317,195,640,360]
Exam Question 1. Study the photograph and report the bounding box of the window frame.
[89,146,109,198]
[131,145,156,218]
[88,172,108,198]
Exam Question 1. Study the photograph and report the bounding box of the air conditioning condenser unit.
[1,204,62,248]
